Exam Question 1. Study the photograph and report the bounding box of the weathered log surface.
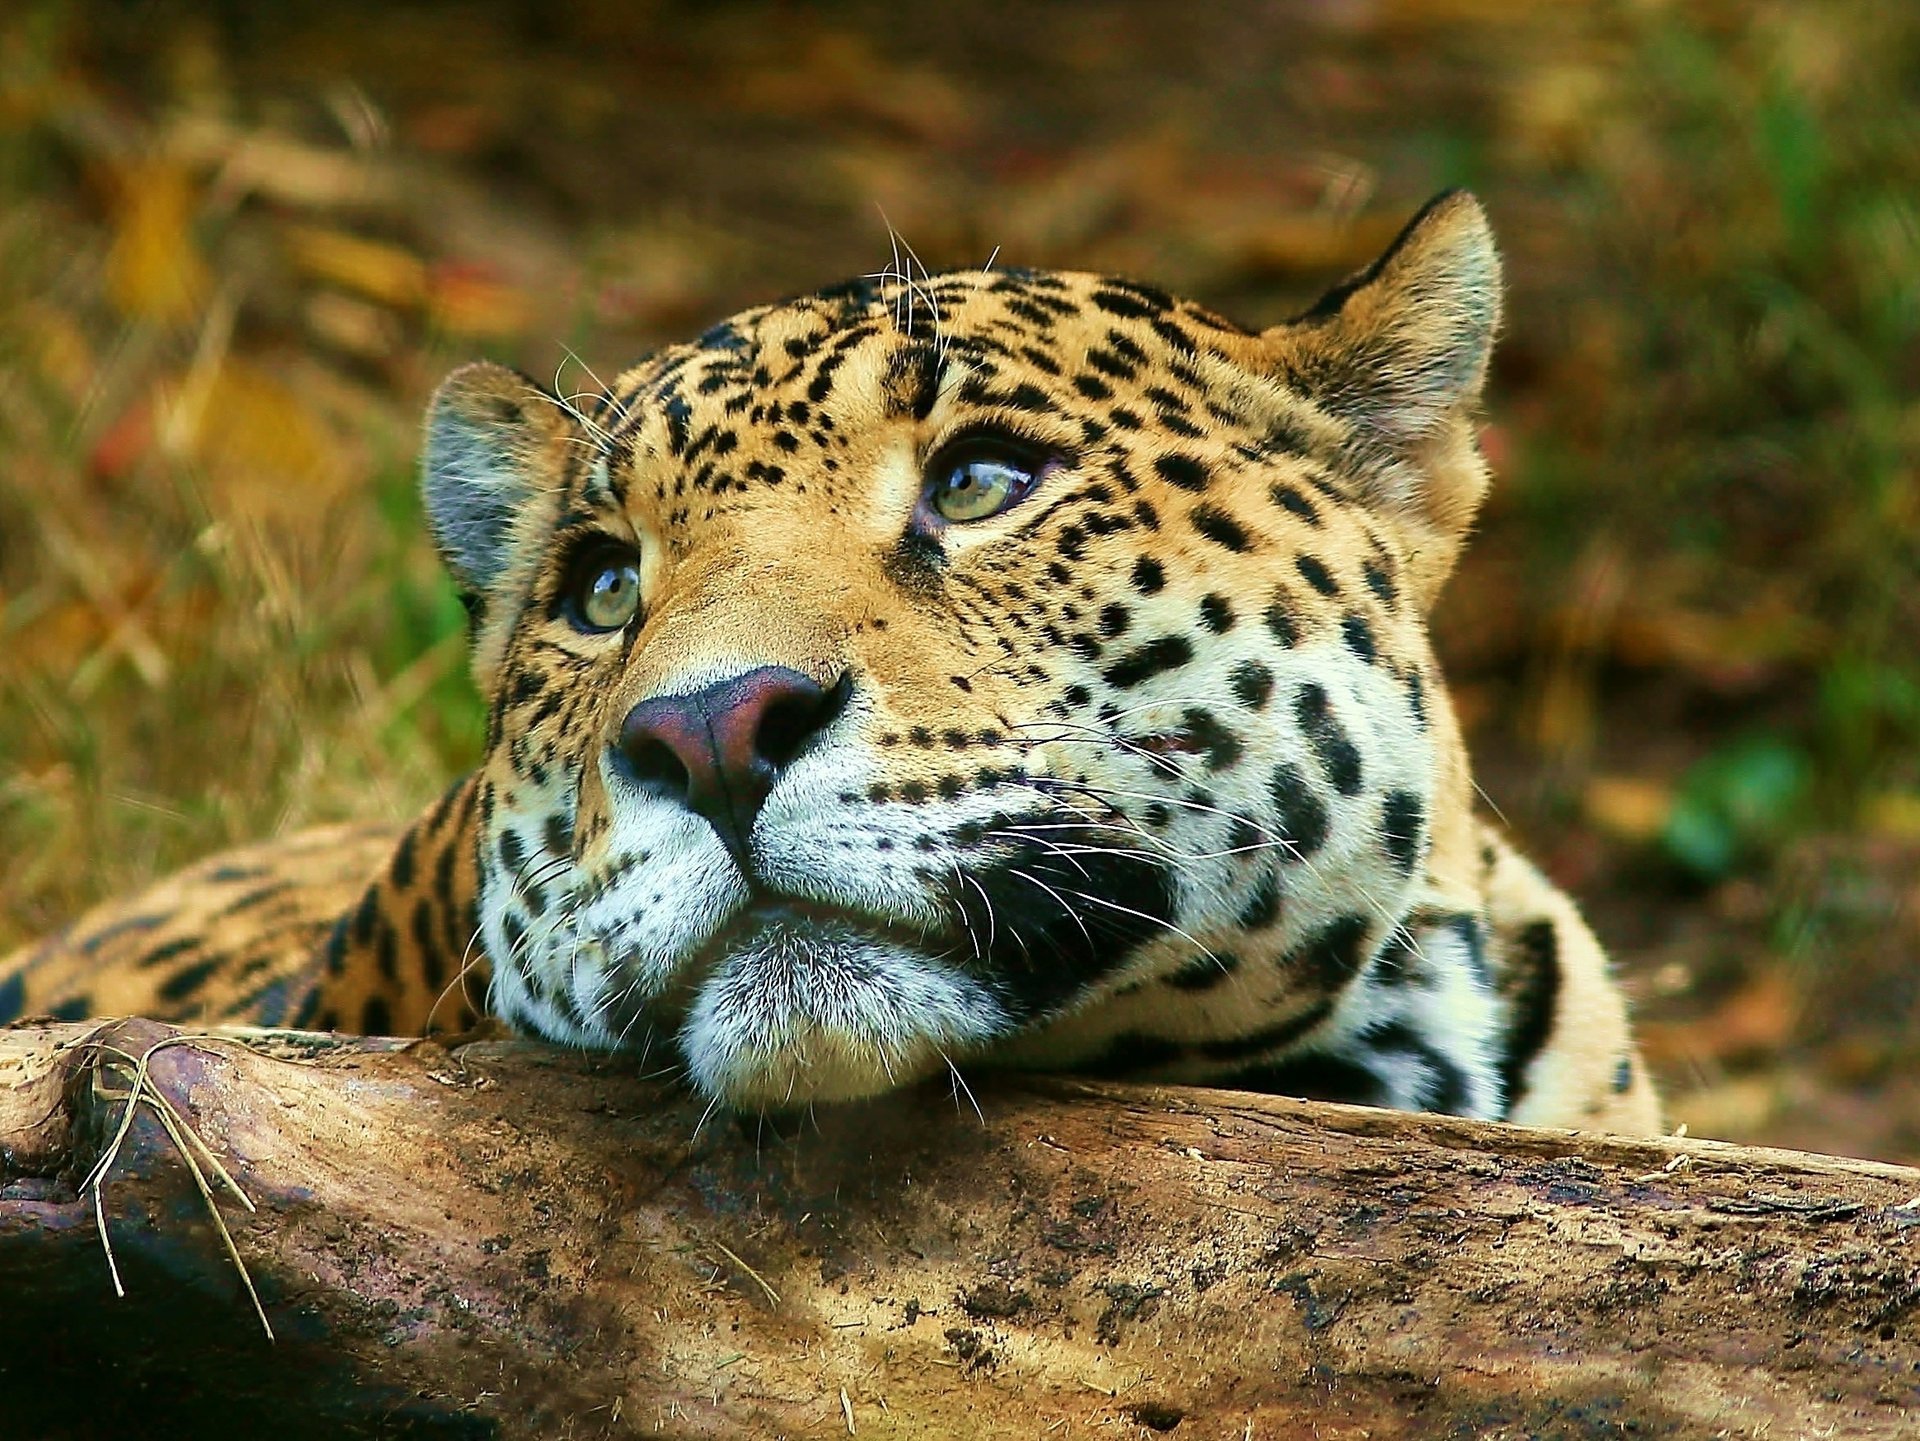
[2,1019,1917,1440]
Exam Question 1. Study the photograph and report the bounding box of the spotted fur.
[1,193,1660,1132]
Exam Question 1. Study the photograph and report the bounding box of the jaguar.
[0,191,1660,1133]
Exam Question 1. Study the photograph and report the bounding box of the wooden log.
[1,1018,1917,1440]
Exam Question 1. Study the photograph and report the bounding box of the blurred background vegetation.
[0,1,1914,1158]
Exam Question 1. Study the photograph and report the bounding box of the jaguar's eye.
[928,445,1049,523]
[563,545,643,633]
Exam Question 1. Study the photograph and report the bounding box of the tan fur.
[1,193,1660,1134]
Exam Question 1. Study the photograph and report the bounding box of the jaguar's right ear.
[422,362,577,596]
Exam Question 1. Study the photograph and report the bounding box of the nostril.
[754,671,853,770]
[755,699,814,772]
[615,695,706,802]
[615,733,694,798]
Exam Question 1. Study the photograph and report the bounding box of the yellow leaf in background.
[171,115,396,210]
[105,160,210,323]
[1865,792,1920,841]
[726,31,973,145]
[1657,1077,1783,1141]
[283,224,427,308]
[14,302,95,403]
[304,291,403,360]
[1584,775,1673,843]
[427,261,534,339]
[1638,971,1801,1070]
[162,360,348,521]
[1235,211,1408,277]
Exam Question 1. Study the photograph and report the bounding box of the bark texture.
[2,1018,1917,1440]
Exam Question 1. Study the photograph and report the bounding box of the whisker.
[690,1089,726,1144]
[1006,868,1096,951]
[955,868,999,953]
[1049,884,1226,971]
[942,1051,985,1125]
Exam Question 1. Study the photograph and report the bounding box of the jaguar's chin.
[676,905,1011,1109]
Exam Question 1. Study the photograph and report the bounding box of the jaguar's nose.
[613,666,852,860]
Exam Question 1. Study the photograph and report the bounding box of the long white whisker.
[1006,869,1096,951]
[1050,885,1225,971]
[956,868,996,955]
[942,1051,985,1125]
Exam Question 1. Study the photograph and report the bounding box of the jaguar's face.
[430,194,1501,1108]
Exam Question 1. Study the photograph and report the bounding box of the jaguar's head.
[427,192,1502,1108]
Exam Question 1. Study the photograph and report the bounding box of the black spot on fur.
[1295,554,1338,596]
[1294,684,1362,796]
[1198,593,1234,633]
[1163,950,1242,991]
[1380,791,1425,875]
[1091,287,1166,319]
[885,341,941,420]
[1371,929,1421,986]
[498,828,526,879]
[1180,706,1244,772]
[1103,635,1193,689]
[361,995,394,1035]
[1294,914,1372,991]
[1199,1000,1333,1062]
[1364,559,1397,606]
[1269,764,1329,857]
[348,888,380,950]
[412,900,444,992]
[1341,614,1376,664]
[1235,871,1282,930]
[1366,1021,1473,1115]
[1230,660,1274,709]
[1271,484,1320,525]
[1130,556,1166,595]
[1449,913,1492,986]
[158,957,222,1005]
[1190,504,1252,553]
[1263,593,1299,647]
[1076,1031,1188,1076]
[961,837,1177,1022]
[1223,1051,1383,1107]
[391,828,418,889]
[1153,454,1209,493]
[1499,920,1562,1115]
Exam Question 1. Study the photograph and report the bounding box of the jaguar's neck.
[297,773,487,1035]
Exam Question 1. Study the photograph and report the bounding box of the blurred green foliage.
[1663,736,1811,881]
[1544,6,1917,843]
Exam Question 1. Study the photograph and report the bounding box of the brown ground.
[1,1,1915,1159]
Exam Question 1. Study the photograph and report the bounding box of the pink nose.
[614,666,850,860]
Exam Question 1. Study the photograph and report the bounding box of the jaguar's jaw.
[672,906,1012,1109]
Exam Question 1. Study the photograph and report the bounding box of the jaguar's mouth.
[692,893,958,973]
[668,891,1011,1109]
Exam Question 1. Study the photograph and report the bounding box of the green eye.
[564,545,642,633]
[929,449,1046,523]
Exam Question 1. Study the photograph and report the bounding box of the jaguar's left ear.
[422,362,583,687]
[1260,191,1501,571]
[423,361,578,597]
